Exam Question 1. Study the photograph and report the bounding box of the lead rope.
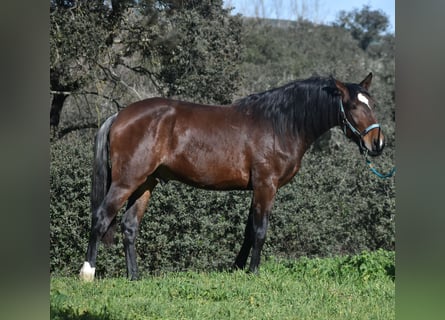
[364,152,396,179]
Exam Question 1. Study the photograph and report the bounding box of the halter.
[338,99,381,154]
[339,99,395,179]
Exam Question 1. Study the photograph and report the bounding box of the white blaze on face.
[357,93,371,109]
[79,261,96,282]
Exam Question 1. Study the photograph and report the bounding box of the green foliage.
[340,249,395,281]
[286,249,395,282]
[133,183,250,273]
[267,141,395,258]
[50,1,110,88]
[50,132,94,275]
[239,19,369,96]
[51,251,394,319]
[156,4,243,103]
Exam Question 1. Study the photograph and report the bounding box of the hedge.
[50,127,394,277]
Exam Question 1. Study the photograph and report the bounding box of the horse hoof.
[79,261,95,282]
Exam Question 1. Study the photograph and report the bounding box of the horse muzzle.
[361,124,385,157]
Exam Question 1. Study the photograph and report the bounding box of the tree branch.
[119,62,164,94]
[81,90,122,110]
[57,122,98,139]
[50,89,122,111]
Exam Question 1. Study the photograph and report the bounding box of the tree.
[155,3,243,103]
[335,5,389,51]
[50,0,116,131]
[114,0,243,104]
[50,0,243,136]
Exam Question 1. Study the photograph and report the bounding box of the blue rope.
[365,157,396,179]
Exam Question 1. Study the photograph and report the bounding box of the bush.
[282,248,395,281]
[267,138,395,258]
[50,128,394,277]
[50,132,94,275]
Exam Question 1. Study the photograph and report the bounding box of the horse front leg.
[234,208,254,270]
[248,184,276,274]
[233,184,276,273]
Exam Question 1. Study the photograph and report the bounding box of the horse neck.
[300,100,340,147]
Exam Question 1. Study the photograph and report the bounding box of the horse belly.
[162,137,251,190]
[163,154,250,190]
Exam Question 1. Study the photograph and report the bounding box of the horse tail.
[91,113,118,246]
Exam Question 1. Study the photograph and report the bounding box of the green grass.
[50,250,394,320]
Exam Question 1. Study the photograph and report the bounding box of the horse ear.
[334,79,349,101]
[360,72,373,90]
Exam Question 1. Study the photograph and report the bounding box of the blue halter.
[339,99,381,139]
[339,99,395,179]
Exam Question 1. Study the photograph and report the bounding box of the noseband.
[338,99,381,153]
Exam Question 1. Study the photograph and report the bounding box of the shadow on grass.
[51,305,114,320]
[385,263,395,281]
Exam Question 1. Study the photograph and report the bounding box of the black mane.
[234,76,340,141]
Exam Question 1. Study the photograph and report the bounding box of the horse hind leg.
[80,183,134,281]
[121,177,157,280]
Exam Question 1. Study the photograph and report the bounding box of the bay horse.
[79,73,384,281]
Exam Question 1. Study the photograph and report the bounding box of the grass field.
[50,250,394,320]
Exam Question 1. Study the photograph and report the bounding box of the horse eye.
[349,103,358,110]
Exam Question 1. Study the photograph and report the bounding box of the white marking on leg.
[357,93,371,109]
[79,261,96,282]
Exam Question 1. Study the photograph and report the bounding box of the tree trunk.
[50,93,68,129]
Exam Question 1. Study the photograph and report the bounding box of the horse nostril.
[373,138,384,152]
